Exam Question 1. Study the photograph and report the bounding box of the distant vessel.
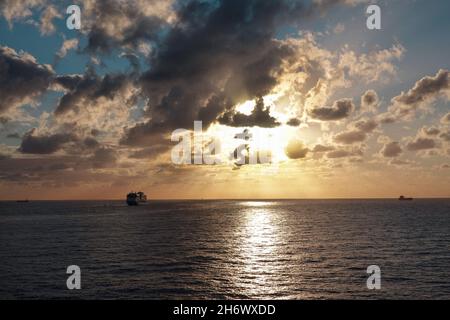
[399,195,413,201]
[126,192,147,206]
[16,200,30,203]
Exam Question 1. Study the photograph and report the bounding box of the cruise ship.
[126,192,147,206]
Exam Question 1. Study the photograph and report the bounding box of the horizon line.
[2,197,450,202]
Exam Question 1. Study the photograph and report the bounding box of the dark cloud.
[395,69,449,106]
[286,118,301,127]
[123,0,347,145]
[6,133,21,139]
[406,137,436,151]
[90,147,117,169]
[334,118,378,144]
[361,90,379,113]
[48,163,71,171]
[218,97,280,128]
[381,141,402,158]
[285,140,309,159]
[19,129,77,154]
[83,137,100,149]
[0,116,9,124]
[54,71,134,116]
[422,127,440,136]
[309,98,354,121]
[82,0,168,54]
[91,129,101,137]
[120,122,170,147]
[353,119,378,133]
[129,145,171,159]
[389,69,450,121]
[439,130,450,142]
[0,155,123,186]
[0,46,54,113]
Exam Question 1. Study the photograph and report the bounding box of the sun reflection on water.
[240,201,273,208]
[231,204,288,298]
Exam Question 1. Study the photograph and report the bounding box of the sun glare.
[206,96,297,165]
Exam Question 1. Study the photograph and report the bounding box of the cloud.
[334,130,367,144]
[0,46,54,113]
[90,147,117,169]
[120,53,141,72]
[83,137,100,149]
[5,0,445,197]
[81,0,175,54]
[395,69,449,105]
[441,112,450,124]
[380,141,402,158]
[124,0,355,145]
[19,129,77,154]
[377,113,397,124]
[333,118,378,144]
[421,127,440,136]
[312,144,335,153]
[39,5,61,35]
[6,133,21,139]
[353,119,378,133]
[218,97,280,128]
[285,140,309,159]
[53,71,136,117]
[388,69,450,121]
[338,44,404,83]
[439,130,450,142]
[129,145,171,159]
[309,98,354,121]
[286,118,301,127]
[360,90,379,114]
[0,0,46,26]
[56,39,79,59]
[389,159,413,166]
[406,137,436,151]
[326,148,363,159]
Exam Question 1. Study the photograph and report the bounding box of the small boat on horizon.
[16,199,30,203]
[399,195,413,201]
[126,192,147,206]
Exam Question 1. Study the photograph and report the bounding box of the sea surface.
[1,199,450,299]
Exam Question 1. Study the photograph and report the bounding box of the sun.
[206,96,297,165]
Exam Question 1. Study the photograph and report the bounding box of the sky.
[0,0,449,200]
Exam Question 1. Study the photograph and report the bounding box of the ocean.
[0,199,449,299]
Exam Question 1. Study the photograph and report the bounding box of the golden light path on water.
[230,201,293,298]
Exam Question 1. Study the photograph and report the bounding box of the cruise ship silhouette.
[126,192,147,206]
